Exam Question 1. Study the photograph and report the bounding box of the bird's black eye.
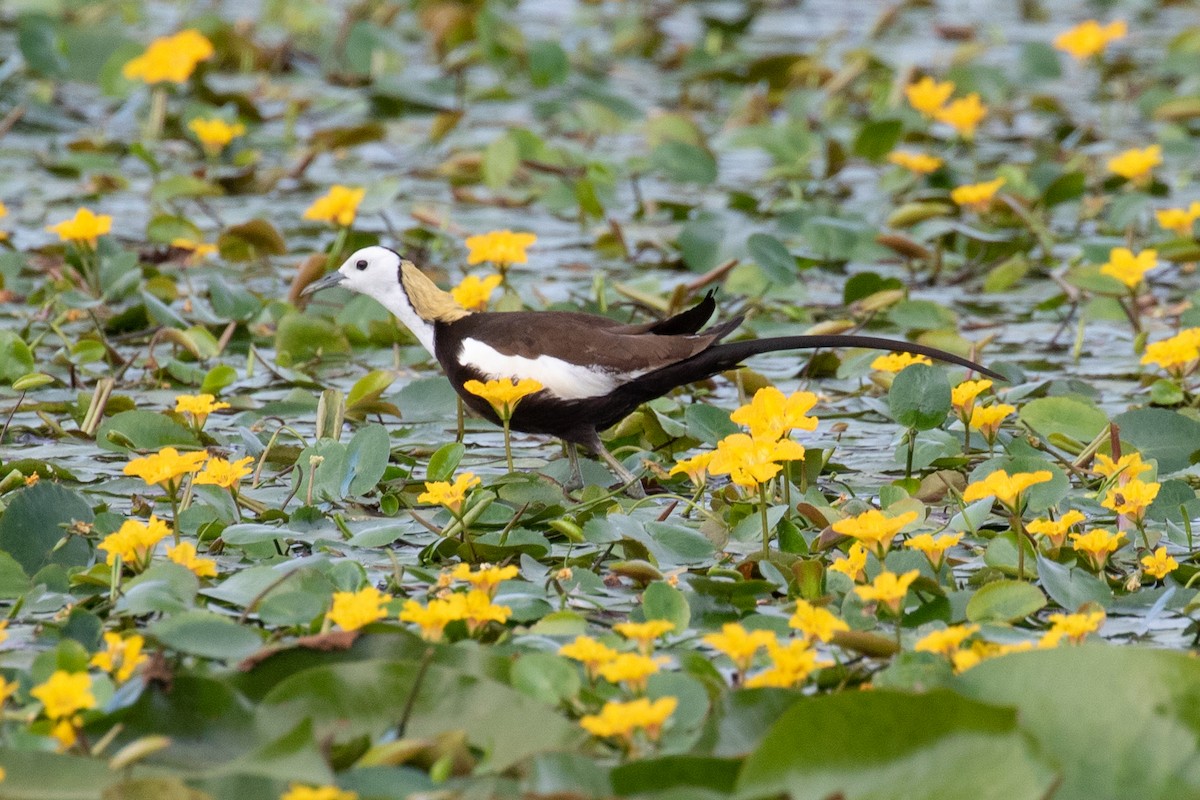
[355,259,368,270]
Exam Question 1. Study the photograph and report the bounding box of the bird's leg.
[564,444,584,492]
[585,432,645,499]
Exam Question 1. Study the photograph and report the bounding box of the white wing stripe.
[458,338,640,400]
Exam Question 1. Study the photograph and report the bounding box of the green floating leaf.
[510,652,581,705]
[1112,408,1200,474]
[529,40,570,87]
[0,482,93,575]
[275,313,351,364]
[148,610,263,662]
[966,579,1046,623]
[684,403,739,445]
[95,410,200,452]
[888,364,952,431]
[641,580,690,631]
[852,118,903,162]
[427,442,466,482]
[1019,397,1109,446]
[0,330,35,383]
[746,232,796,286]
[955,646,1200,800]
[1035,554,1112,611]
[483,133,520,189]
[257,659,583,771]
[652,141,717,185]
[736,689,1053,800]
[612,755,740,796]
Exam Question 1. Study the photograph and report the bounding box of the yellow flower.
[969,403,1016,443]
[122,29,214,84]
[951,379,993,417]
[904,532,963,571]
[1054,19,1127,59]
[788,600,849,643]
[460,589,512,634]
[831,508,919,559]
[1107,145,1161,185]
[613,620,676,653]
[89,632,148,684]
[596,652,669,693]
[559,635,620,679]
[327,586,393,631]
[98,515,171,570]
[579,696,676,742]
[914,624,979,658]
[0,202,6,218]
[175,393,231,427]
[887,151,943,175]
[303,185,365,227]
[730,387,819,440]
[450,274,503,311]
[702,623,776,673]
[870,352,932,373]
[166,541,218,578]
[828,542,869,583]
[669,451,714,486]
[46,207,113,247]
[951,178,1006,211]
[450,562,518,597]
[123,447,208,488]
[1100,247,1158,289]
[280,785,359,800]
[465,230,537,267]
[905,76,955,117]
[1141,547,1179,581]
[1092,452,1152,482]
[188,118,246,154]
[1026,509,1087,549]
[1100,479,1160,524]
[0,674,16,706]
[31,671,95,720]
[934,93,988,138]
[418,472,481,515]
[1141,331,1200,377]
[708,432,806,489]
[463,377,544,420]
[399,596,465,642]
[854,569,920,615]
[1069,529,1126,572]
[1156,202,1200,238]
[745,640,828,689]
[961,469,1053,511]
[171,238,218,263]
[193,456,254,490]
[1040,611,1105,648]
[952,639,1034,672]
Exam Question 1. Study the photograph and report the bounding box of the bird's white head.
[301,245,468,356]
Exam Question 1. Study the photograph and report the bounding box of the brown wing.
[443,310,719,374]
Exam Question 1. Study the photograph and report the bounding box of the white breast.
[458,338,643,400]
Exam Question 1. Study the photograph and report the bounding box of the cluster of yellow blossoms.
[561,620,677,746]
[904,76,988,138]
[122,29,214,84]
[325,564,516,642]
[672,387,816,491]
[1141,328,1200,380]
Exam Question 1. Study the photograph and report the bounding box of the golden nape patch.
[400,261,471,323]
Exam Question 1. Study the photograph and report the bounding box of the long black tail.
[601,334,1002,430]
[720,334,1003,379]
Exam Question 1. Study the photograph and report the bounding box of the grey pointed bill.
[300,271,347,296]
